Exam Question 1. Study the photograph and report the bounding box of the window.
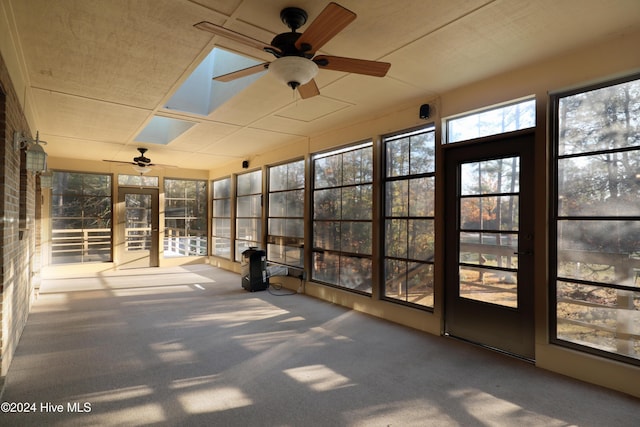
[551,75,640,364]
[268,160,305,268]
[164,178,207,256]
[212,177,232,258]
[383,126,435,307]
[236,170,262,261]
[118,174,158,187]
[51,171,112,264]
[312,142,373,294]
[446,98,535,143]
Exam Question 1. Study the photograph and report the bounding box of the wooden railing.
[51,228,111,263]
[52,227,208,262]
[164,228,207,256]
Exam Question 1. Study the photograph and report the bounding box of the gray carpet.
[1,265,638,426]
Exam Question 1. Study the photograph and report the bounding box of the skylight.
[134,48,264,146]
[134,116,195,145]
[163,48,264,116]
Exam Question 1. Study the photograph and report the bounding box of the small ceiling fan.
[194,2,391,99]
[103,148,175,174]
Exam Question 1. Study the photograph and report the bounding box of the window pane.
[213,178,231,198]
[237,218,261,240]
[269,192,286,217]
[459,266,518,308]
[409,132,435,175]
[238,170,261,195]
[558,79,640,155]
[409,177,434,217]
[386,261,435,307]
[558,151,640,216]
[313,252,339,285]
[212,177,232,258]
[408,219,434,261]
[460,196,519,231]
[342,185,372,220]
[341,222,372,255]
[213,237,231,257]
[270,164,288,191]
[557,281,640,359]
[312,143,372,294]
[460,232,518,268]
[553,76,640,363]
[213,218,231,238]
[386,138,410,177]
[314,188,341,219]
[118,174,158,187]
[447,99,535,143]
[213,199,230,217]
[314,155,342,188]
[339,256,372,293]
[385,219,408,258]
[557,220,640,286]
[314,221,340,251]
[386,181,409,217]
[164,178,207,257]
[286,189,304,218]
[285,219,304,238]
[343,147,373,185]
[51,171,112,264]
[461,157,520,195]
[268,161,304,267]
[383,125,436,308]
[237,194,261,217]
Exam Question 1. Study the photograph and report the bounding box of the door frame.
[116,186,160,268]
[443,130,535,359]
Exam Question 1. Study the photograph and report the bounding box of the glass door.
[117,188,159,268]
[444,132,535,359]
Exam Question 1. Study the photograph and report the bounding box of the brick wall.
[0,51,39,380]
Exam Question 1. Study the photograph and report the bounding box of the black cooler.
[241,248,269,292]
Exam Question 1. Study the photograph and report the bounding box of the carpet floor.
[1,265,638,426]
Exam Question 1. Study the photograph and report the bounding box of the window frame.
[549,72,640,366]
[163,177,208,257]
[235,169,263,262]
[445,97,535,144]
[211,177,232,259]
[311,140,374,295]
[267,159,305,269]
[50,170,113,264]
[382,124,436,309]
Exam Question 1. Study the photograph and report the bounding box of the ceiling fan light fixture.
[132,164,151,174]
[268,56,318,89]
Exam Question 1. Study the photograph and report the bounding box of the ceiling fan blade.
[194,21,277,54]
[295,2,356,54]
[213,63,269,82]
[103,159,135,166]
[148,163,178,168]
[298,79,320,99]
[314,55,390,77]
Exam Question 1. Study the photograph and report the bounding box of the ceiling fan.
[194,2,391,99]
[103,148,175,174]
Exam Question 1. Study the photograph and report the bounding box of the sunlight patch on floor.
[75,385,155,403]
[178,387,253,414]
[233,330,300,351]
[449,388,567,426]
[284,364,355,392]
[150,341,197,364]
[113,285,197,297]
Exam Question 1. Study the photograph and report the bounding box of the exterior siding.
[0,50,39,383]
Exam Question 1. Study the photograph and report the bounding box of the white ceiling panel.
[2,0,638,172]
